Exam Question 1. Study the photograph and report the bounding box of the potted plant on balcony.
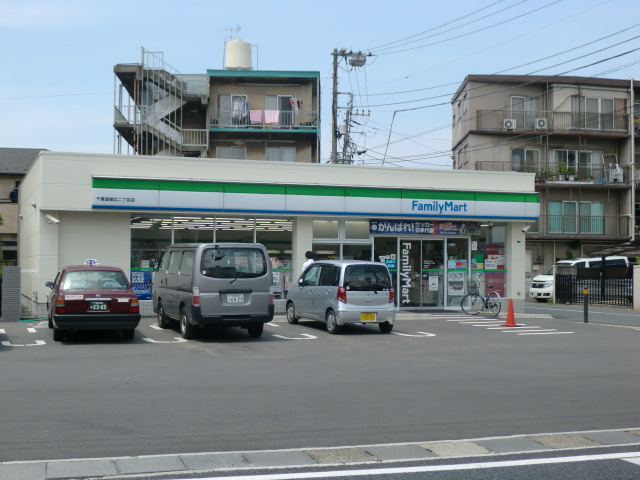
[567,166,575,181]
[556,163,569,181]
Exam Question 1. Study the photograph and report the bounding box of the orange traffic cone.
[501,298,518,327]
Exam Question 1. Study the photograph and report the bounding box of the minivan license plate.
[360,312,376,321]
[227,293,244,303]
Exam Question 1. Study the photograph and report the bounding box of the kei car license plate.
[227,293,244,303]
[360,312,376,321]
[88,301,108,311]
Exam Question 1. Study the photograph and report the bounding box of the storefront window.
[130,214,293,299]
[313,220,339,239]
[344,221,370,239]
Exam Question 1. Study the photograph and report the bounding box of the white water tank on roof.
[225,40,252,70]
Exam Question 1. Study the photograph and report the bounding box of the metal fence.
[556,266,632,306]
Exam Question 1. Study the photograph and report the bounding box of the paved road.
[0,310,638,479]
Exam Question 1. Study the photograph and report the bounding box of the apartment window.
[266,147,296,162]
[549,201,604,234]
[571,96,625,131]
[266,95,294,125]
[216,146,246,160]
[512,148,539,172]
[552,150,602,178]
[511,96,538,130]
[218,94,248,125]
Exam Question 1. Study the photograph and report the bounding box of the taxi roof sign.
[84,259,100,266]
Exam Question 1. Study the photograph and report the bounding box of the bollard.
[583,287,589,323]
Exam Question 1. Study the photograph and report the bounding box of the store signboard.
[92,178,539,221]
[370,220,481,235]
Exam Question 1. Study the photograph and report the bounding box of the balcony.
[475,110,629,135]
[210,109,318,130]
[529,215,630,239]
[475,162,632,186]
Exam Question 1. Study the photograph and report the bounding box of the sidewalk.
[1,429,638,479]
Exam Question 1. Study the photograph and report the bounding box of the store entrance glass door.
[397,239,446,308]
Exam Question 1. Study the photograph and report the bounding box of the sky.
[1,0,638,169]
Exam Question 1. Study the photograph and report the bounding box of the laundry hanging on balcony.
[232,100,249,123]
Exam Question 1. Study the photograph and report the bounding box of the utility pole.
[331,48,371,164]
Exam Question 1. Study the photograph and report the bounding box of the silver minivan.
[286,260,396,334]
[152,243,274,339]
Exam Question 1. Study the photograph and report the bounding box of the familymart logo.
[411,200,469,214]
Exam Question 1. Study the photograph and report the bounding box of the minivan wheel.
[180,307,197,340]
[325,310,341,334]
[379,321,393,333]
[286,302,299,324]
[247,323,264,338]
[156,301,171,329]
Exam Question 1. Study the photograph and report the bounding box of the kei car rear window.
[344,264,391,291]
[201,247,267,278]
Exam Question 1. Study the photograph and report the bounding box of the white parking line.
[142,337,188,344]
[1,340,46,347]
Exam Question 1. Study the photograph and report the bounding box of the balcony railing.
[529,215,629,237]
[475,162,631,185]
[210,109,318,130]
[475,110,628,134]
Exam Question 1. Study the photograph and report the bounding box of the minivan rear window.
[344,264,391,291]
[200,247,267,279]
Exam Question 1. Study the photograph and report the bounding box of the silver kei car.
[286,260,396,334]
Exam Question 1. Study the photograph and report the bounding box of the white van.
[529,256,629,302]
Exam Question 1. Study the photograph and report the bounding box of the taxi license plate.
[360,312,376,321]
[88,301,108,311]
[227,293,244,303]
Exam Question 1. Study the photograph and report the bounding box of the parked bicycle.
[461,273,501,317]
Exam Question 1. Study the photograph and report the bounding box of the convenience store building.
[18,152,538,316]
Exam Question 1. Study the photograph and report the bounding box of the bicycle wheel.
[461,294,482,315]
[487,291,501,317]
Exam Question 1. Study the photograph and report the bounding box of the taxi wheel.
[379,321,393,334]
[122,328,135,341]
[52,327,64,342]
[180,307,197,340]
[156,301,171,329]
[286,302,299,324]
[326,310,341,334]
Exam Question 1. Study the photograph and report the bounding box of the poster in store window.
[447,272,465,296]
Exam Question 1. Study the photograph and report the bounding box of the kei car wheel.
[379,321,393,333]
[286,302,299,324]
[325,310,341,334]
[180,307,197,340]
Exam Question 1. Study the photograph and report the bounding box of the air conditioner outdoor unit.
[503,119,516,130]
[535,118,548,130]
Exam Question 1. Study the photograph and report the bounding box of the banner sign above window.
[370,220,481,235]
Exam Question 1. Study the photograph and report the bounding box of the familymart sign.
[92,177,539,220]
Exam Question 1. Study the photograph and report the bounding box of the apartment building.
[452,75,639,274]
[0,148,44,263]
[114,44,320,162]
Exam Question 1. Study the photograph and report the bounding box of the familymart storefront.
[18,152,538,317]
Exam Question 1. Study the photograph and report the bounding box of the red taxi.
[46,260,141,341]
